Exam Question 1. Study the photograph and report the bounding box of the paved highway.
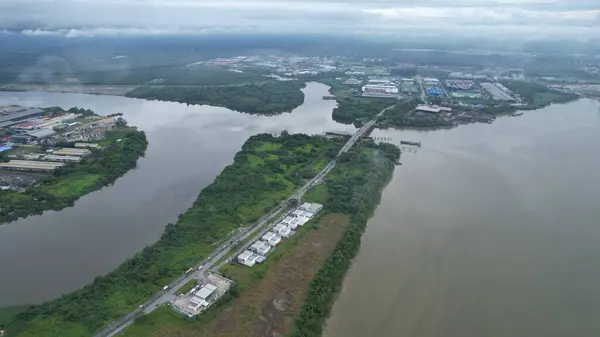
[96,104,395,337]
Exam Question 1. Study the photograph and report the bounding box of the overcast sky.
[1,0,599,38]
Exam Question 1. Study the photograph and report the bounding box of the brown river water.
[324,98,600,337]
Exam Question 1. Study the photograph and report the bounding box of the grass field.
[45,174,103,198]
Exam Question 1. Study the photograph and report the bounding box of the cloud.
[0,0,599,38]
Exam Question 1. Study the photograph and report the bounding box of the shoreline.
[0,112,148,226]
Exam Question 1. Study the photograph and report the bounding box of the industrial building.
[445,80,475,91]
[0,160,65,172]
[416,105,453,113]
[280,216,301,230]
[238,250,260,267]
[262,231,282,246]
[54,148,91,157]
[43,154,82,163]
[481,82,515,101]
[188,283,218,311]
[0,108,44,126]
[299,203,323,215]
[249,240,272,255]
[27,128,57,140]
[74,143,100,149]
[425,86,445,97]
[272,223,292,237]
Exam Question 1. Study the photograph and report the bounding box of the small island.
[0,106,148,225]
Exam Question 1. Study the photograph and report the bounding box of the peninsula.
[0,130,399,337]
[0,106,148,225]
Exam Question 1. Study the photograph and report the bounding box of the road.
[96,104,395,337]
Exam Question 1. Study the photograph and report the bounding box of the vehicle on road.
[162,285,169,290]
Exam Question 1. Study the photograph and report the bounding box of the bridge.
[95,103,400,337]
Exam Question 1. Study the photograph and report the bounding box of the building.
[195,283,217,302]
[416,105,453,114]
[0,160,65,172]
[238,250,259,267]
[362,84,399,94]
[299,203,323,215]
[262,231,282,246]
[273,223,292,237]
[481,82,515,101]
[423,78,440,85]
[280,216,301,230]
[54,148,91,157]
[74,143,100,149]
[43,154,82,163]
[250,240,272,255]
[0,108,44,125]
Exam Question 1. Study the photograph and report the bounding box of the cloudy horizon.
[1,0,599,39]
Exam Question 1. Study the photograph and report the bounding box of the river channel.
[324,99,600,337]
[0,82,356,307]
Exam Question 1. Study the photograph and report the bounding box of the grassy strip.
[0,129,148,225]
[3,133,342,336]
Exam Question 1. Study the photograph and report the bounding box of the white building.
[273,223,292,237]
[262,231,282,246]
[250,240,272,255]
[362,84,398,94]
[238,250,258,267]
[281,216,301,230]
[299,203,323,214]
[188,283,217,311]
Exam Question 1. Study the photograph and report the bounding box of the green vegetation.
[125,81,306,115]
[0,129,148,225]
[501,81,579,108]
[177,280,198,296]
[379,99,454,128]
[2,133,343,337]
[332,98,395,126]
[289,141,400,337]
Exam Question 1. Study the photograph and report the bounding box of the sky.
[1,0,599,39]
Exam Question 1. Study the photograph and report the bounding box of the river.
[0,82,356,307]
[324,99,600,337]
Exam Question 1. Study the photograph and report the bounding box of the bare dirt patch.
[150,214,349,337]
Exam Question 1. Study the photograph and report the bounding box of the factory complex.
[236,202,323,267]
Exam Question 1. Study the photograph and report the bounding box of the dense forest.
[0,129,148,225]
[2,133,343,336]
[290,141,400,337]
[501,81,579,108]
[331,98,395,126]
[125,81,306,115]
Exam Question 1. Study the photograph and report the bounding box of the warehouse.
[27,128,57,140]
[262,231,282,246]
[299,203,323,214]
[280,216,301,230]
[74,143,100,149]
[273,223,292,237]
[43,154,82,163]
[250,240,272,255]
[54,148,91,157]
[238,250,259,267]
[0,160,65,172]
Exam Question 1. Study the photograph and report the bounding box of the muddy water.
[0,82,355,306]
[324,99,600,337]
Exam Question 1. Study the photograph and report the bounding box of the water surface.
[324,99,600,337]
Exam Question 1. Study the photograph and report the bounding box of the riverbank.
[116,140,400,337]
[0,113,148,226]
[0,133,344,336]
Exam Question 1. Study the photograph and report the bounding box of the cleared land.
[122,213,349,337]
